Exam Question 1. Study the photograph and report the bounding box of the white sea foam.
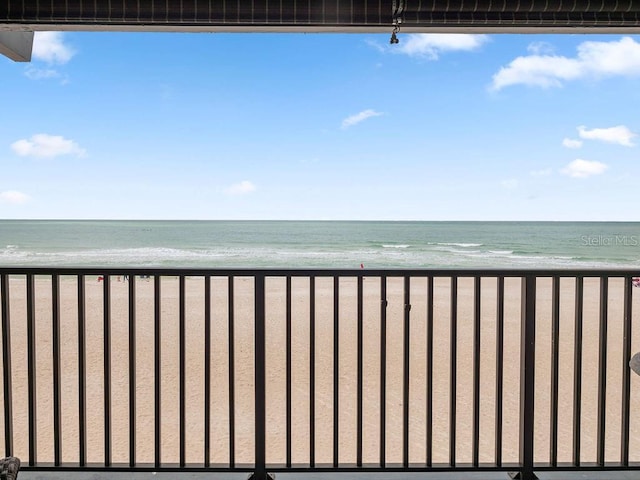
[437,242,483,248]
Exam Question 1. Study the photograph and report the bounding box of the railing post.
[26,274,37,466]
[77,275,87,467]
[250,274,272,480]
[0,274,13,458]
[510,275,538,480]
[103,274,112,467]
[52,274,62,466]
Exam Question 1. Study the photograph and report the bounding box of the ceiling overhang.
[2,0,640,33]
[2,1,640,61]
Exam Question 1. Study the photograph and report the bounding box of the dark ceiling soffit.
[2,1,640,32]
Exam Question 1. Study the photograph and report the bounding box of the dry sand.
[1,275,639,467]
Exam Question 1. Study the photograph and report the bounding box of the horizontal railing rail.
[0,267,638,480]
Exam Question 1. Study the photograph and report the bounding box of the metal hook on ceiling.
[391,0,405,44]
[390,24,400,44]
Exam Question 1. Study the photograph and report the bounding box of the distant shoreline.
[1,220,639,269]
[2,218,640,223]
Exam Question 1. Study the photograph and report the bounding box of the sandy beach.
[1,274,639,467]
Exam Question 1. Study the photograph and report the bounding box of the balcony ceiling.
[2,0,640,33]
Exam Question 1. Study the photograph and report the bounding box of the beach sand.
[1,275,639,467]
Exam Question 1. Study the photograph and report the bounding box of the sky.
[1,31,640,221]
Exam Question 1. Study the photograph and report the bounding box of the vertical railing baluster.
[472,276,481,467]
[573,276,583,466]
[621,276,632,466]
[254,274,267,480]
[403,276,410,467]
[78,275,87,467]
[495,276,504,467]
[333,276,339,468]
[129,275,136,467]
[357,275,363,467]
[517,275,536,480]
[286,276,292,468]
[550,276,560,467]
[204,276,211,468]
[103,274,112,466]
[310,276,316,467]
[426,276,433,467]
[179,275,186,467]
[26,274,37,466]
[450,276,458,467]
[154,275,162,468]
[380,276,387,468]
[596,276,608,466]
[0,274,13,458]
[52,274,61,466]
[228,276,235,468]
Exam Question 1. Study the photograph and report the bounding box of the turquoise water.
[0,220,639,269]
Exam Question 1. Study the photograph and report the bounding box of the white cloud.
[11,134,86,158]
[561,159,608,178]
[562,138,583,149]
[491,55,582,90]
[341,109,383,129]
[395,34,489,60]
[32,32,75,64]
[225,180,256,195]
[491,37,640,90]
[0,191,30,205]
[577,37,640,76]
[577,125,636,147]
[527,42,556,56]
[501,178,519,189]
[365,39,386,54]
[24,66,61,80]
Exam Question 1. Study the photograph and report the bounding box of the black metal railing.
[0,267,639,479]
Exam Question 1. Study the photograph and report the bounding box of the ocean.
[0,220,639,269]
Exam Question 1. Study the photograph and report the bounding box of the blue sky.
[1,31,639,221]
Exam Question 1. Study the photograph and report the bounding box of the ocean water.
[0,220,639,269]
